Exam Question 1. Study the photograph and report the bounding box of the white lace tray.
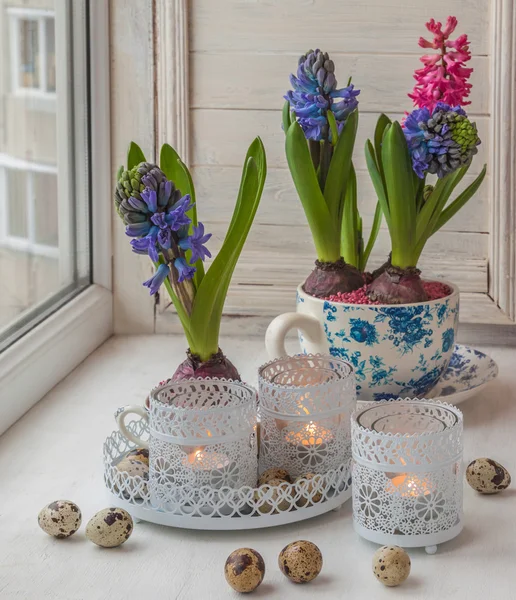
[103,418,352,530]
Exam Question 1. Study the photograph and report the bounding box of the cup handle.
[116,405,150,448]
[265,312,324,359]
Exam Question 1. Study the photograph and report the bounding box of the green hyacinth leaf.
[324,109,358,223]
[361,201,383,272]
[159,144,192,202]
[416,164,468,244]
[340,162,359,268]
[282,101,292,136]
[365,139,390,228]
[327,110,339,147]
[285,121,339,261]
[374,113,391,186]
[381,121,417,268]
[432,164,486,234]
[127,142,146,169]
[191,137,267,360]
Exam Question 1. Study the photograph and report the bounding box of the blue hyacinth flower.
[143,263,170,295]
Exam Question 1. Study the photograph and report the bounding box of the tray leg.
[425,545,437,555]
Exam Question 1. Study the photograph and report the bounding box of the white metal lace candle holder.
[351,398,464,554]
[116,379,258,505]
[258,354,356,479]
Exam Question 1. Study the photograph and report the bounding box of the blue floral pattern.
[430,344,498,398]
[441,328,455,353]
[304,292,460,401]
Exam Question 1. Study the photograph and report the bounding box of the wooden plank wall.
[157,0,492,331]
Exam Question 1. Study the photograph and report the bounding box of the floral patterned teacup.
[265,283,459,402]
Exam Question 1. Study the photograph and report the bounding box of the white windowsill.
[0,284,112,435]
[0,334,514,598]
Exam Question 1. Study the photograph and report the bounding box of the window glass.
[19,19,40,89]
[45,18,56,93]
[6,169,28,238]
[1,1,90,348]
[34,171,58,247]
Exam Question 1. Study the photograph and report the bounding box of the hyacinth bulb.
[303,259,364,298]
[367,266,428,304]
[171,350,241,382]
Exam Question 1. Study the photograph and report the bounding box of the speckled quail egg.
[278,540,322,583]
[466,458,511,494]
[116,458,149,479]
[125,447,149,466]
[254,478,292,514]
[372,545,411,587]
[294,473,323,507]
[258,467,291,486]
[115,458,149,499]
[85,507,133,548]
[224,548,265,593]
[38,500,82,538]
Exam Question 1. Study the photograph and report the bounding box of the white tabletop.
[1,335,514,599]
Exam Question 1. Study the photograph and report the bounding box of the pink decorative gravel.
[324,281,452,305]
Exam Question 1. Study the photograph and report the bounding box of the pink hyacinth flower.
[409,16,473,111]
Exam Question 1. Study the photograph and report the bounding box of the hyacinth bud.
[403,103,480,178]
[114,163,183,227]
[114,162,155,219]
[423,185,434,202]
[285,49,360,142]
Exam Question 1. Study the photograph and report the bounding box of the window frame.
[0,0,112,435]
[7,6,57,103]
[0,154,59,257]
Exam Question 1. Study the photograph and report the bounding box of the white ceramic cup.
[266,283,460,402]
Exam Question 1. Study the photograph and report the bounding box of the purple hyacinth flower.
[285,49,360,142]
[125,221,152,237]
[141,187,158,213]
[157,180,173,208]
[166,194,193,231]
[178,222,212,263]
[150,212,168,229]
[143,263,170,295]
[174,257,196,283]
[130,225,159,261]
[158,227,172,250]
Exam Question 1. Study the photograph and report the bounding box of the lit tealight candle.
[184,448,230,470]
[387,473,431,497]
[285,421,333,447]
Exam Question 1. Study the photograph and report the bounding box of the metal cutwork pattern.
[149,379,257,442]
[258,354,355,415]
[352,398,463,546]
[103,418,352,522]
[258,354,356,479]
[149,435,257,491]
[144,379,258,490]
[353,462,463,536]
[259,412,352,478]
[352,398,463,470]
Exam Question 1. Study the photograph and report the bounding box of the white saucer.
[427,344,498,405]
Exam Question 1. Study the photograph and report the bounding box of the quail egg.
[85,507,133,548]
[38,500,82,539]
[372,545,411,587]
[258,467,291,486]
[466,458,511,494]
[224,548,265,593]
[278,540,322,583]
